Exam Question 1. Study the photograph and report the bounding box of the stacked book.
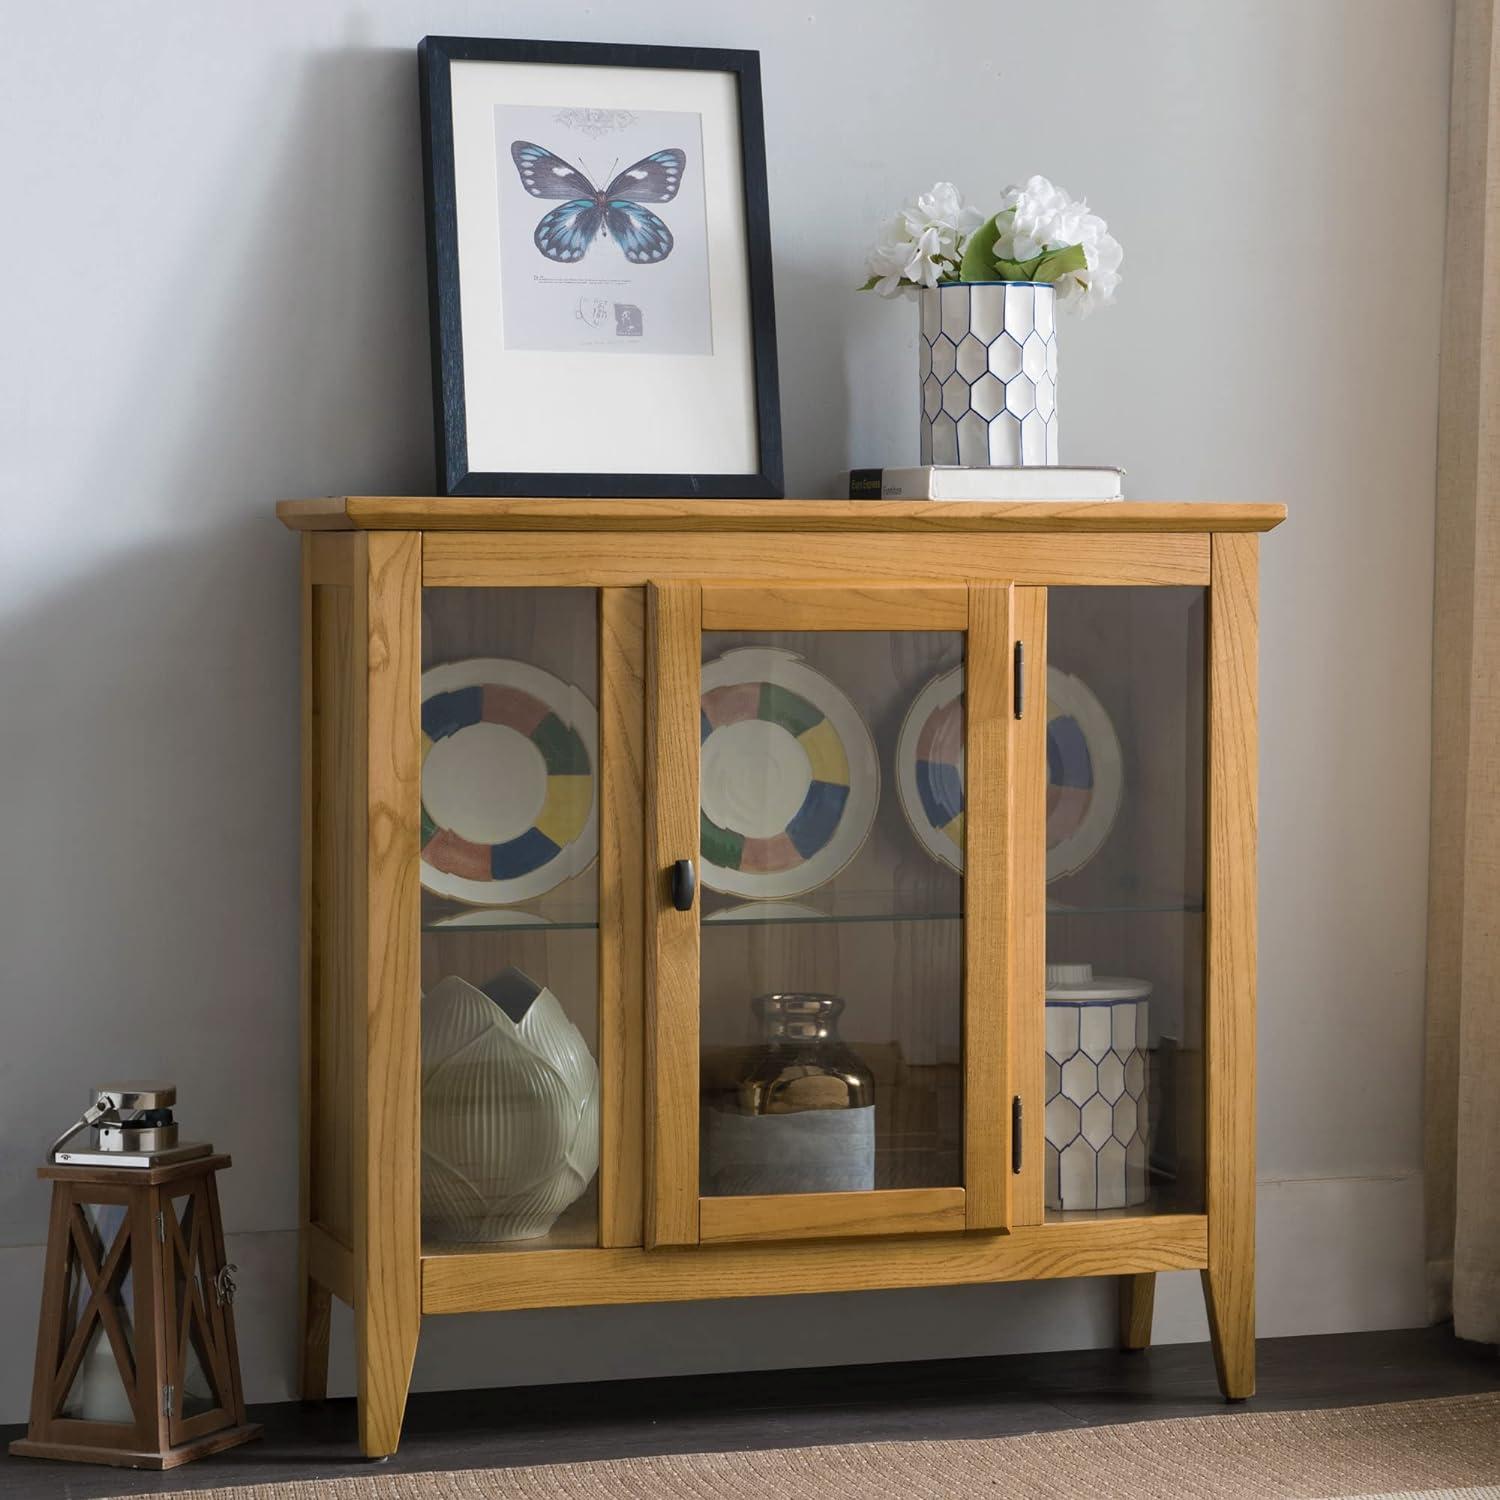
[848,466,1123,501]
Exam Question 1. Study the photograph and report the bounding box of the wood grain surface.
[277,497,1287,534]
[1203,532,1259,1399]
[701,584,968,631]
[644,582,703,1247]
[699,1187,966,1245]
[423,1214,1209,1314]
[423,532,1210,590]
[353,533,423,1457]
[1119,1272,1157,1350]
[1010,587,1049,1225]
[599,589,647,1248]
[963,584,1012,1229]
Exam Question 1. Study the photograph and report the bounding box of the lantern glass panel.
[170,1191,224,1416]
[57,1202,135,1424]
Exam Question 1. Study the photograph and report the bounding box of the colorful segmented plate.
[1045,665,1123,880]
[897,664,1123,882]
[699,648,878,899]
[419,659,599,905]
[895,666,965,872]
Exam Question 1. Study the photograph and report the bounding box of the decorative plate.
[897,664,1123,882]
[699,648,878,899]
[896,666,965,872]
[420,658,598,905]
[1045,665,1122,881]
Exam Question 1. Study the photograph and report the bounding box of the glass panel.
[1043,586,1206,1217]
[420,588,600,1251]
[59,1322,132,1423]
[179,1338,218,1417]
[699,629,964,1197]
[58,1203,134,1423]
[170,1192,222,1417]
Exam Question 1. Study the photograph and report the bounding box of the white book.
[848,466,1124,501]
[54,1141,211,1169]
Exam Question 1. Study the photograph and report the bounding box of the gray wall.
[0,1,1445,1415]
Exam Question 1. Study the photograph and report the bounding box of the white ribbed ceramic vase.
[1043,965,1151,1212]
[918,282,1058,466]
[421,968,599,1242]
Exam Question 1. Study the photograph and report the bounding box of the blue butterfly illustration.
[510,140,685,265]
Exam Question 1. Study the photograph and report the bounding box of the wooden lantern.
[9,1154,260,1470]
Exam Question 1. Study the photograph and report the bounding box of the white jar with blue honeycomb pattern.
[1044,963,1150,1211]
[918,282,1059,466]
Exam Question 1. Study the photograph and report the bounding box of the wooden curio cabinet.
[279,497,1284,1457]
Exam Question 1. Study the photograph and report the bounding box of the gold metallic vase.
[739,993,875,1113]
[705,993,876,1196]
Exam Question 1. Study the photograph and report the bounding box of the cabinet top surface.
[277,496,1286,534]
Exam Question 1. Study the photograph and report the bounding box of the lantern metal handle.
[45,1095,113,1163]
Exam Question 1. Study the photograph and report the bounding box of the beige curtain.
[1426,0,1500,1344]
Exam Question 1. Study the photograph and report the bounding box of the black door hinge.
[1012,1096,1024,1173]
[1013,641,1025,719]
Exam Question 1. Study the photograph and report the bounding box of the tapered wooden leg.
[1201,1264,1255,1399]
[1118,1273,1155,1351]
[353,532,423,1460]
[1203,534,1259,1403]
[298,1266,332,1403]
[354,1295,418,1458]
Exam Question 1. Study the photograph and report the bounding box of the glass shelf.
[1043,1183,1201,1224]
[701,890,960,927]
[1047,900,1205,916]
[695,894,1204,927]
[419,895,1204,932]
[422,902,598,933]
[423,1187,599,1255]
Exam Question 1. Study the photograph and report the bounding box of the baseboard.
[1154,1171,1427,1345]
[0,1171,1425,1422]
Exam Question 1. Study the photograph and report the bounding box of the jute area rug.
[148,1394,1500,1500]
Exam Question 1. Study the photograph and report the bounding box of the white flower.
[994,174,1123,315]
[863,181,986,297]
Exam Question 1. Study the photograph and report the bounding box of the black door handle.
[670,858,696,912]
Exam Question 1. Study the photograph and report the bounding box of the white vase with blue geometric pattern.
[1043,965,1151,1211]
[918,282,1059,466]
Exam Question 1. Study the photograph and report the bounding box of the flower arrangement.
[862,174,1122,314]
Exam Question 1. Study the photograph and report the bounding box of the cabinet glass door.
[649,584,1014,1246]
[1041,586,1206,1218]
[418,587,602,1253]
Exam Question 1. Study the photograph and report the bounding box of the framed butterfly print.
[418,37,784,498]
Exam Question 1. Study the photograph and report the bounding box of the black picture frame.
[418,35,784,498]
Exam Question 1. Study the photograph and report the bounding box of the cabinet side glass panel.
[1043,587,1205,1218]
[420,587,600,1252]
[699,629,964,1197]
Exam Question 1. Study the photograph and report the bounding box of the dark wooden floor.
[3,1327,1496,1498]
